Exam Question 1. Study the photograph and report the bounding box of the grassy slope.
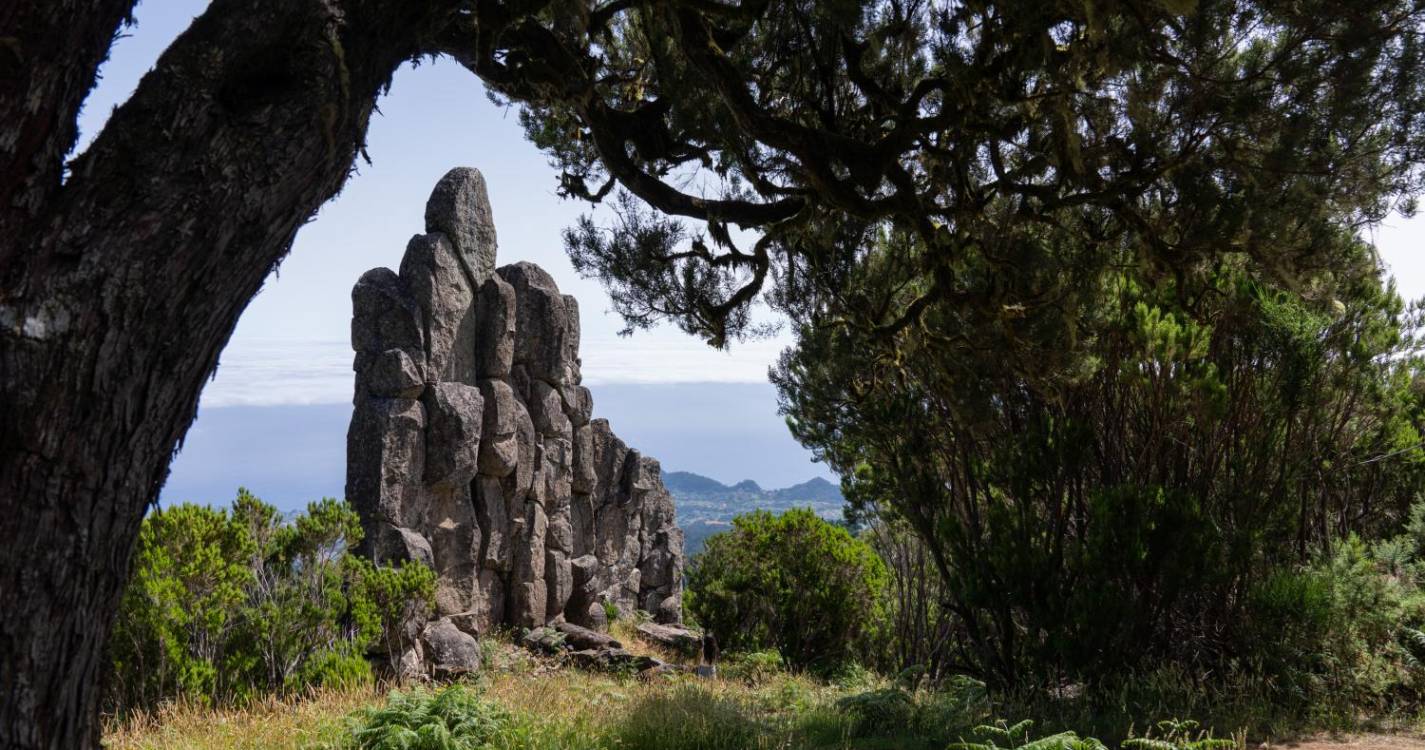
[105,670,923,750]
[103,624,1425,750]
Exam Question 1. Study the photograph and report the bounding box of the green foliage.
[107,490,434,713]
[608,686,765,750]
[946,719,1235,750]
[776,238,1425,691]
[719,650,787,685]
[686,508,887,671]
[1121,720,1236,750]
[506,0,1425,358]
[835,687,917,737]
[948,719,1108,750]
[1243,526,1425,714]
[345,686,512,750]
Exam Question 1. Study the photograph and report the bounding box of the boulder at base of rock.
[553,621,622,651]
[421,618,481,679]
[636,622,703,656]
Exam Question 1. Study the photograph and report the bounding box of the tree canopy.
[489,0,1425,364]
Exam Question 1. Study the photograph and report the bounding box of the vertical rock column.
[346,168,685,676]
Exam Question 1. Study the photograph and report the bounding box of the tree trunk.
[0,2,442,746]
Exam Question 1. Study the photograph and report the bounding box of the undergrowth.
[105,634,1425,750]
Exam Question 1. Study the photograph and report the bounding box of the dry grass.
[102,667,854,750]
[103,685,381,750]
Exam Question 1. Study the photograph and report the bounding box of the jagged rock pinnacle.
[346,167,684,678]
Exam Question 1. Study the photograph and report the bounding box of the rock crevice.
[346,168,684,673]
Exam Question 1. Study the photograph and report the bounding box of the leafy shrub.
[686,508,887,671]
[295,644,376,692]
[1243,530,1425,714]
[778,232,1425,691]
[836,687,917,737]
[345,685,511,750]
[720,650,786,685]
[107,490,434,712]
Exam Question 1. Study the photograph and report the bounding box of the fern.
[950,717,1231,750]
[346,685,511,750]
[948,720,1107,750]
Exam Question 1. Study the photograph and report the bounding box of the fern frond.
[1123,738,1178,750]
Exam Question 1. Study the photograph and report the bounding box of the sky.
[82,2,1425,510]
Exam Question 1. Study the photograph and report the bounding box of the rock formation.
[346,167,684,674]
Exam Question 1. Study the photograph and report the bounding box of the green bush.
[720,650,786,685]
[836,687,917,737]
[686,508,887,671]
[107,490,434,712]
[1243,530,1425,715]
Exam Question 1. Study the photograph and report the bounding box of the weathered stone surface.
[476,275,516,378]
[424,167,497,288]
[636,622,703,656]
[655,595,682,626]
[563,385,593,428]
[498,262,574,385]
[571,425,597,495]
[509,501,548,628]
[530,381,572,439]
[366,523,434,568]
[422,618,481,679]
[396,643,427,683]
[362,348,425,400]
[352,268,423,357]
[445,610,484,638]
[347,167,683,679]
[401,232,476,384]
[347,397,426,538]
[477,380,520,477]
[428,485,480,616]
[521,626,565,654]
[422,383,482,490]
[561,294,582,385]
[583,601,609,632]
[545,549,572,619]
[567,648,661,672]
[552,621,620,651]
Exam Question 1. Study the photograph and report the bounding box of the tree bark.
[0,1,445,746]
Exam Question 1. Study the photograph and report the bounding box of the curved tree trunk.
[0,2,444,746]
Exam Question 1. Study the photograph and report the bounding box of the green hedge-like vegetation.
[686,508,888,672]
[106,490,434,713]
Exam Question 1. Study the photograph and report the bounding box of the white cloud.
[199,333,789,408]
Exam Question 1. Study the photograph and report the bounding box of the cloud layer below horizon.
[201,334,790,408]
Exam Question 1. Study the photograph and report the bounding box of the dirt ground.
[1269,734,1425,750]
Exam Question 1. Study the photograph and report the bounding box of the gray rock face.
[346,167,684,679]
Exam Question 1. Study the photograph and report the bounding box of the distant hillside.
[663,470,845,556]
[769,477,841,504]
[663,471,734,495]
